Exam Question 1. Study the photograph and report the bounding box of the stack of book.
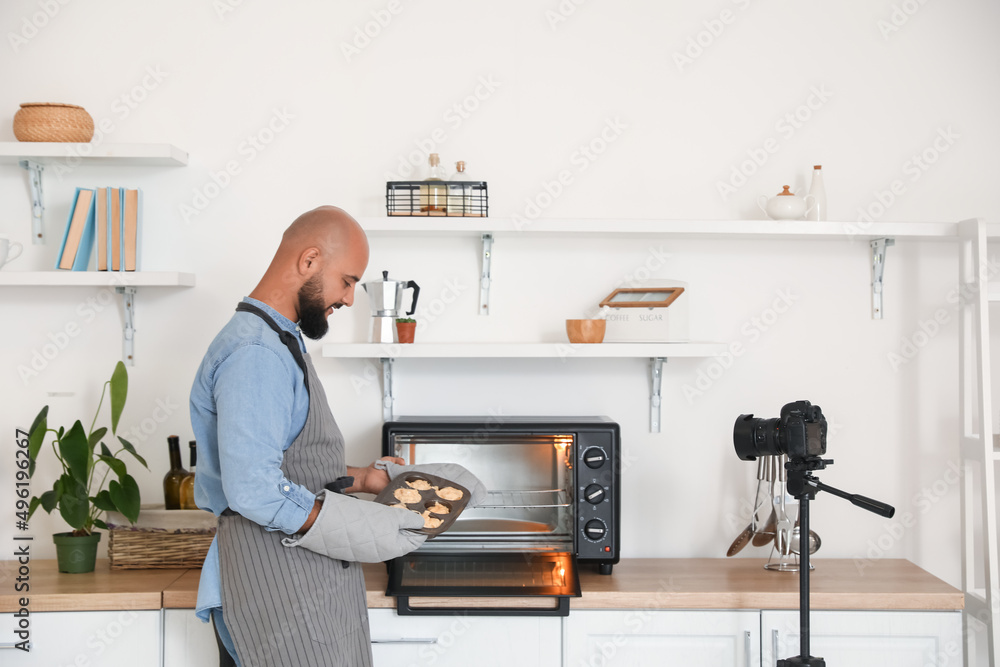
[56,187,142,271]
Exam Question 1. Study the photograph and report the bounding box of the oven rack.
[479,489,570,509]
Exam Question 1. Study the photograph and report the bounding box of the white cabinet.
[163,609,219,667]
[563,610,760,667]
[761,610,963,667]
[0,610,161,666]
[368,608,561,667]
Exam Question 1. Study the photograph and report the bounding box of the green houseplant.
[395,317,416,344]
[27,360,148,573]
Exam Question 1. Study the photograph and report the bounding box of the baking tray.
[374,472,471,538]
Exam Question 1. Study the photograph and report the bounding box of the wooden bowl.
[566,319,606,344]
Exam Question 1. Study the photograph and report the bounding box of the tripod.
[777,457,896,667]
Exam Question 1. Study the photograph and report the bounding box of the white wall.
[1,0,997,598]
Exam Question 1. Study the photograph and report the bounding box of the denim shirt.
[189,297,313,622]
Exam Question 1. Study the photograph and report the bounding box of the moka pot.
[361,270,420,343]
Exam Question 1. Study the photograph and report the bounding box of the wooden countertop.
[2,558,964,613]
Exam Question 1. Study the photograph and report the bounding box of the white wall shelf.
[0,271,195,365]
[0,142,188,245]
[322,342,727,432]
[0,142,188,166]
[358,217,955,320]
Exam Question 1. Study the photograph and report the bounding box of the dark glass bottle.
[179,441,197,509]
[163,435,187,509]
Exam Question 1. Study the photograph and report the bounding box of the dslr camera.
[733,400,827,462]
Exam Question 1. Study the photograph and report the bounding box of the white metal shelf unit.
[0,271,196,366]
[357,217,957,320]
[0,142,189,244]
[322,342,727,433]
[957,217,999,666]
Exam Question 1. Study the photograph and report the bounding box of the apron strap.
[235,302,309,394]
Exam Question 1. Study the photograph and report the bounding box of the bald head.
[248,206,370,331]
[278,205,368,264]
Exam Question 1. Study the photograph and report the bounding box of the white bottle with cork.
[419,153,447,213]
[448,161,469,215]
[807,165,827,221]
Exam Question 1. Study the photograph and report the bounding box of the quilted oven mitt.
[281,489,426,562]
[374,460,488,506]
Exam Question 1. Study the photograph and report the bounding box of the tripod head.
[784,456,895,519]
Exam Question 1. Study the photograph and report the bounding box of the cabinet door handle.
[772,629,779,665]
[371,638,438,645]
[744,630,752,666]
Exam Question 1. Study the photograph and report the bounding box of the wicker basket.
[106,506,215,570]
[13,102,94,142]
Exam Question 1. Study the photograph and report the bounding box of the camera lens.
[733,414,783,460]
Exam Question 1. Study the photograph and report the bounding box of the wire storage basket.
[386,181,488,217]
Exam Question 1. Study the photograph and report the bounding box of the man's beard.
[297,275,330,340]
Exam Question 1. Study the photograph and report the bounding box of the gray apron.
[217,305,372,667]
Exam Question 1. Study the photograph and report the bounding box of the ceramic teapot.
[757,186,816,220]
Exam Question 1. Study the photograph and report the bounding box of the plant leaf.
[97,454,126,480]
[88,427,107,452]
[91,490,117,512]
[38,489,58,513]
[109,361,128,434]
[28,406,48,477]
[58,421,89,485]
[118,437,148,469]
[58,476,89,531]
[109,474,141,524]
[101,442,114,458]
[94,518,108,530]
[27,496,40,520]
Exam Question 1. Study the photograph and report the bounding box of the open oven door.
[385,552,581,616]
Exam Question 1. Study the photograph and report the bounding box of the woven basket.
[108,527,215,570]
[13,102,94,142]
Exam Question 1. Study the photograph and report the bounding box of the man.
[189,206,425,666]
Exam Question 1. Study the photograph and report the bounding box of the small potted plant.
[396,317,417,344]
[27,361,147,573]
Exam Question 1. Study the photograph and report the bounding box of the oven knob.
[583,484,605,504]
[584,519,607,541]
[582,447,607,469]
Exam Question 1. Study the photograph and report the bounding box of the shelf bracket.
[870,237,895,320]
[381,357,395,422]
[19,159,45,244]
[649,357,666,433]
[115,286,137,366]
[480,233,493,316]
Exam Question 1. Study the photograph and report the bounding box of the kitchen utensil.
[751,457,777,546]
[773,455,794,555]
[0,235,23,269]
[790,522,821,555]
[361,270,420,343]
[757,186,817,220]
[726,523,754,557]
[373,471,470,538]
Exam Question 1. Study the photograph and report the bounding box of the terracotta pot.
[566,319,606,344]
[396,321,416,344]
